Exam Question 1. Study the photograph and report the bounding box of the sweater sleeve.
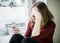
[24,21,32,37]
[40,21,56,39]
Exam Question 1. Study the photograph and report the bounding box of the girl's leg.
[21,37,38,43]
[9,34,24,43]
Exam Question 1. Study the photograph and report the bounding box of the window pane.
[0,0,28,43]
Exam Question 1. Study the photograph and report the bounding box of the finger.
[12,26,17,29]
[12,27,20,31]
[13,29,20,34]
[13,31,20,34]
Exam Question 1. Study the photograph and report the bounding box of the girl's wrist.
[36,17,41,20]
[35,19,41,24]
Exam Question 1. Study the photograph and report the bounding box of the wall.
[47,0,60,43]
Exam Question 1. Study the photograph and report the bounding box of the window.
[0,0,28,43]
[0,0,47,43]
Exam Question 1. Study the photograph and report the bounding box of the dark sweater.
[25,20,56,43]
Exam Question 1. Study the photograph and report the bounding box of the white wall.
[47,0,60,43]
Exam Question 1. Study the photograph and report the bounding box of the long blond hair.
[30,2,54,28]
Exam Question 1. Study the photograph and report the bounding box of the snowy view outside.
[0,7,28,35]
[0,0,25,7]
[0,0,28,43]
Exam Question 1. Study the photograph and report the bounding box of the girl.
[10,2,56,43]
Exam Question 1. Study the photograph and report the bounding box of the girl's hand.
[12,26,20,34]
[31,7,42,19]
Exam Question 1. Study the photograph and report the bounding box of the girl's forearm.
[31,17,41,37]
